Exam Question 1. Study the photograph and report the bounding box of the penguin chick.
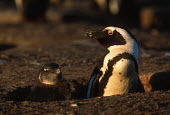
[85,26,144,98]
[30,63,71,101]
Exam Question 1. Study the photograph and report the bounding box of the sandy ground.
[0,4,170,114]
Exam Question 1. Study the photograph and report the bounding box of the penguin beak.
[84,30,107,39]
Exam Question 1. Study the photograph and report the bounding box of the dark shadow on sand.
[4,80,88,102]
[0,44,16,51]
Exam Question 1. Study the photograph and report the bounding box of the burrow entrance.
[4,80,88,102]
[0,44,16,51]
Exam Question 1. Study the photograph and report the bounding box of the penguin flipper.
[137,78,145,92]
[87,67,101,98]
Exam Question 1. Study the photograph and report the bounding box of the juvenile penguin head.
[38,63,63,85]
[85,26,139,58]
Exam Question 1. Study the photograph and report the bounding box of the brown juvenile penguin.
[30,63,71,101]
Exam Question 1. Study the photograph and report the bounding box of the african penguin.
[30,63,72,101]
[15,0,49,22]
[85,26,144,98]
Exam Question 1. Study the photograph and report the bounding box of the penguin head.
[38,63,63,85]
[85,26,138,50]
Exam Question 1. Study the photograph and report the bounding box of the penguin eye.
[44,68,49,72]
[103,29,114,35]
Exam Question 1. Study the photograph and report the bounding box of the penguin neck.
[104,27,139,60]
[107,39,138,60]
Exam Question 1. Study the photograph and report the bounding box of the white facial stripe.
[104,27,116,31]
[104,27,125,33]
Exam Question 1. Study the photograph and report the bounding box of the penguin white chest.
[103,59,138,96]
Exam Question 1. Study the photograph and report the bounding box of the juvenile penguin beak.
[84,30,107,39]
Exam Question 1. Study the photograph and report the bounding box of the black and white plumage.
[30,63,71,101]
[85,26,144,98]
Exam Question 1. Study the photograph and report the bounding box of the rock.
[140,71,170,92]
